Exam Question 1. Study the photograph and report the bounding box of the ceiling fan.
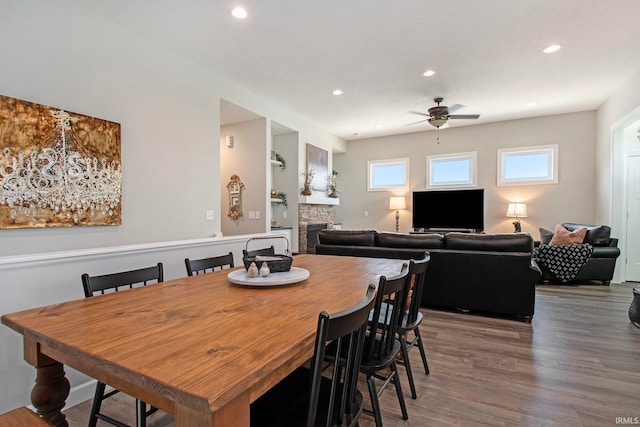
[408,97,480,128]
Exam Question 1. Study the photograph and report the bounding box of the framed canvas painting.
[0,94,122,228]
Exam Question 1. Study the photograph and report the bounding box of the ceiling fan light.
[428,117,447,128]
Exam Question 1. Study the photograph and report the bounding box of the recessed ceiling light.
[332,89,343,96]
[543,44,561,54]
[375,124,383,129]
[422,70,436,77]
[526,102,537,107]
[231,7,248,19]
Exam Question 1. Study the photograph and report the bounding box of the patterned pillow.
[549,224,587,246]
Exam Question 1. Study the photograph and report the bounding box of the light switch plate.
[206,210,214,220]
[249,211,255,219]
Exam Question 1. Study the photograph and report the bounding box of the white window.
[498,145,558,185]
[367,158,409,191]
[427,152,477,188]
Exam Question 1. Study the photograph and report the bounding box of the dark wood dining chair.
[81,263,164,427]
[361,268,411,427]
[396,254,431,399]
[184,251,234,276]
[243,245,275,257]
[250,284,377,427]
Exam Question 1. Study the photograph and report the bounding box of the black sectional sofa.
[315,229,541,322]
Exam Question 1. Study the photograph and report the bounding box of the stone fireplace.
[298,204,335,254]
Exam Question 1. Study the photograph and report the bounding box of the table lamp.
[389,196,406,232]
[506,203,527,232]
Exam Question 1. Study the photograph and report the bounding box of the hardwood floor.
[63,282,640,426]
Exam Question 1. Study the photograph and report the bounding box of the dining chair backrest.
[185,252,234,276]
[306,283,377,427]
[405,254,430,329]
[243,245,275,258]
[82,263,164,297]
[363,268,410,364]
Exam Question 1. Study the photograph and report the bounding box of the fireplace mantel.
[298,195,340,206]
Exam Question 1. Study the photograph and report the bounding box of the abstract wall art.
[0,94,122,228]
[306,143,328,192]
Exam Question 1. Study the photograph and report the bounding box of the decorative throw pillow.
[539,228,554,245]
[549,224,587,246]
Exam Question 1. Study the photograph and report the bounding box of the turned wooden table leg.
[24,339,70,427]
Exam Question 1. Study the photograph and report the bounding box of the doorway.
[623,118,640,282]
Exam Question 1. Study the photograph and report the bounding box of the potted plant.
[301,168,314,196]
[328,169,339,198]
[275,152,286,170]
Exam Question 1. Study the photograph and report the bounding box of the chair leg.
[398,333,417,399]
[414,328,430,375]
[366,375,383,427]
[88,382,106,427]
[135,400,146,427]
[391,361,408,420]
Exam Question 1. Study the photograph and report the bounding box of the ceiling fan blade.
[446,104,464,114]
[449,114,480,119]
[404,118,430,126]
[408,111,430,117]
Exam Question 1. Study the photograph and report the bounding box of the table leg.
[24,339,70,427]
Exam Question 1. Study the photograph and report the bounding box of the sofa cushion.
[444,232,534,253]
[375,232,444,249]
[549,224,587,246]
[317,229,377,246]
[562,223,611,246]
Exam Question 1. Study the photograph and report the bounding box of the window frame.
[497,144,558,186]
[367,158,409,192]
[426,151,477,188]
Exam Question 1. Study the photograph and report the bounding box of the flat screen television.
[412,189,484,231]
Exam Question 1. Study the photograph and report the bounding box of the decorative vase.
[247,262,259,278]
[328,189,338,198]
[259,262,270,277]
[301,185,312,196]
[629,285,640,328]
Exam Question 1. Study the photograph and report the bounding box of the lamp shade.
[506,203,527,218]
[389,196,406,211]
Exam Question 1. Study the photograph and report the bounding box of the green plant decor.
[275,153,286,170]
[274,191,288,208]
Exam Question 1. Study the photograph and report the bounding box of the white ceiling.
[77,0,640,141]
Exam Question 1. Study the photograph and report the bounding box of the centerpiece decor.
[301,168,314,196]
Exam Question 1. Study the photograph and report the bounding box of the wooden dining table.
[1,254,406,426]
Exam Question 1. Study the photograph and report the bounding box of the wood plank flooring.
[63,282,640,426]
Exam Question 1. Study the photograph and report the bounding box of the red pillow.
[549,224,587,246]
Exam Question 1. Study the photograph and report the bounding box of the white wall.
[334,111,597,236]
[220,119,268,236]
[0,0,344,258]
